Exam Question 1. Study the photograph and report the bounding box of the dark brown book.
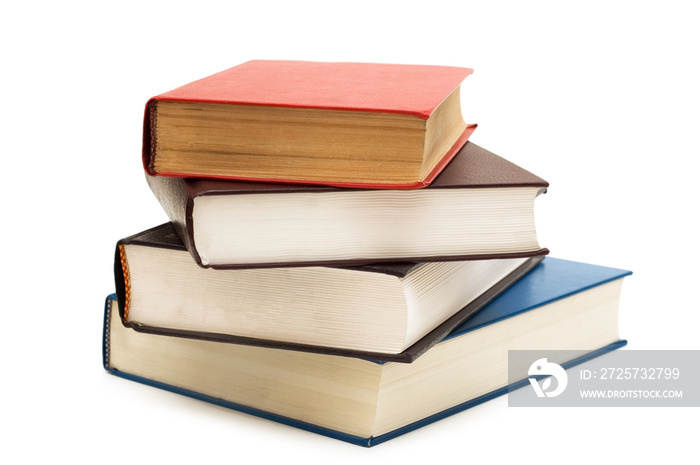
[115,223,543,362]
[147,141,550,269]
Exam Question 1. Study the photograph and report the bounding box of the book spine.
[113,244,129,325]
[142,99,158,175]
[102,294,116,371]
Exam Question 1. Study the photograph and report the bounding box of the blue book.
[103,257,631,447]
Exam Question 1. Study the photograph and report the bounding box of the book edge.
[143,124,476,189]
[202,248,550,271]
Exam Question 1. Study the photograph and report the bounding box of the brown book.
[115,222,544,362]
[147,141,550,269]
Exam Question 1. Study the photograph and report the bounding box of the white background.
[3,1,698,463]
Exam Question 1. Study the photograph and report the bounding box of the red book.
[144,60,475,188]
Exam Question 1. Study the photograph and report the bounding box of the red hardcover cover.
[152,60,473,118]
[143,60,475,188]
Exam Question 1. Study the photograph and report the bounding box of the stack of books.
[104,60,631,446]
